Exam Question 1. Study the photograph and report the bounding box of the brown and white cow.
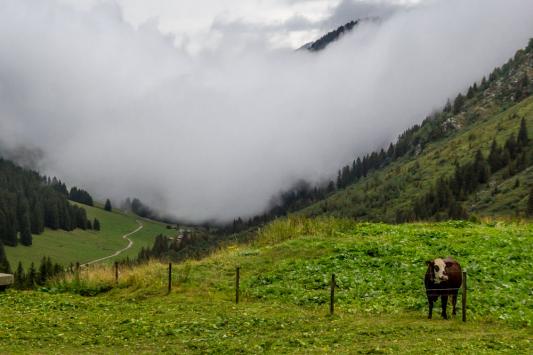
[424,257,462,319]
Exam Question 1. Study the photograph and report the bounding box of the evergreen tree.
[38,256,49,285]
[488,139,503,173]
[453,93,465,114]
[527,188,533,217]
[443,99,452,113]
[26,262,36,288]
[30,200,45,234]
[69,187,94,206]
[17,197,32,246]
[466,86,475,99]
[104,199,112,212]
[527,38,533,53]
[93,218,101,231]
[480,76,488,90]
[473,149,489,184]
[0,192,18,246]
[505,134,519,159]
[518,117,528,146]
[14,262,25,289]
[0,242,11,273]
[86,220,92,230]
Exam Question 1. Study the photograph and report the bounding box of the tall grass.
[49,261,168,296]
[255,216,359,245]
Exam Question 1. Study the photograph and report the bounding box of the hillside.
[289,41,533,222]
[4,203,174,269]
[0,218,531,353]
[300,97,533,221]
[0,158,92,248]
[299,19,363,51]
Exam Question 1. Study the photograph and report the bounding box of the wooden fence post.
[330,273,336,315]
[114,262,119,284]
[236,266,240,304]
[168,263,172,294]
[462,271,467,322]
[75,262,80,283]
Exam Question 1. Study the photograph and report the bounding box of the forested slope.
[290,40,533,222]
[0,158,91,247]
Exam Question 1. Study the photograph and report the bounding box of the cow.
[424,257,462,319]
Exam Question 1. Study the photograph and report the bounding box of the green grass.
[4,203,173,268]
[1,218,531,353]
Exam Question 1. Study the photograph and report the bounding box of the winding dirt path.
[82,220,143,266]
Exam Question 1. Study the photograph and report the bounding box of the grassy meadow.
[4,203,173,268]
[1,217,531,353]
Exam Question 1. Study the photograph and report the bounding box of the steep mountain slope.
[294,41,533,222]
[299,19,365,51]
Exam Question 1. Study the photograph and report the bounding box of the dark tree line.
[306,20,360,52]
[130,227,253,265]
[121,197,177,225]
[12,257,63,289]
[122,198,154,219]
[399,118,530,222]
[69,187,94,206]
[136,233,213,263]
[0,158,94,247]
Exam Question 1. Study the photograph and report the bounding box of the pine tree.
[26,262,36,288]
[30,200,45,234]
[14,262,25,289]
[38,256,49,285]
[18,197,32,246]
[481,77,488,90]
[505,134,518,159]
[104,199,112,212]
[443,99,452,113]
[488,139,503,173]
[0,242,11,273]
[86,220,92,230]
[527,188,533,217]
[93,218,101,231]
[527,38,533,53]
[453,93,465,114]
[466,86,475,99]
[474,149,489,184]
[518,118,528,146]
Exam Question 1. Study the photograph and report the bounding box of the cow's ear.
[445,261,454,268]
[426,260,433,266]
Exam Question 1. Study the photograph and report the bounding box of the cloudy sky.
[1,0,533,222]
[59,0,421,51]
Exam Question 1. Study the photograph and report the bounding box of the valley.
[4,203,173,268]
[0,2,532,353]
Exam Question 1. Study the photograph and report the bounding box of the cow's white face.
[433,258,448,284]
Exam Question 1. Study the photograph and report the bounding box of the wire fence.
[53,261,477,322]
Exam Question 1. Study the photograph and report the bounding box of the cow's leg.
[427,294,435,319]
[441,295,448,319]
[451,292,458,316]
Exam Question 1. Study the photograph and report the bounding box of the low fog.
[1,0,532,222]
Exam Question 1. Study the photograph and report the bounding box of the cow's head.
[427,258,452,284]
